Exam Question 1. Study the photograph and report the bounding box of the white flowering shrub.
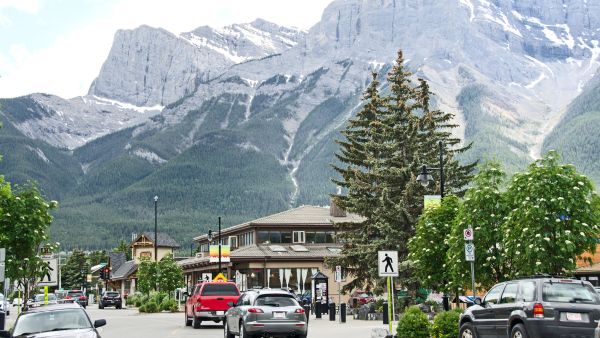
[503,151,600,275]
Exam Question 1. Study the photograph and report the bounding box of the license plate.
[567,313,582,321]
[274,312,285,318]
[216,311,224,315]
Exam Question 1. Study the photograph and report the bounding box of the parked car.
[63,290,87,308]
[184,281,240,328]
[55,290,68,302]
[99,291,122,309]
[12,298,23,307]
[0,303,106,338]
[459,274,600,338]
[224,288,307,338]
[0,294,7,315]
[30,294,57,308]
[299,290,311,304]
[347,290,375,307]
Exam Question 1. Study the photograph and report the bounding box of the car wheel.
[193,311,201,329]
[224,320,235,338]
[459,322,477,338]
[185,311,192,326]
[511,323,530,338]
[239,320,249,338]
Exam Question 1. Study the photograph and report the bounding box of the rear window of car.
[106,292,120,297]
[68,291,83,297]
[201,284,239,296]
[357,293,373,298]
[543,282,599,303]
[255,295,299,307]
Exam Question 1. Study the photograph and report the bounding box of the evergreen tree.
[61,249,89,290]
[88,249,109,267]
[326,48,476,296]
[113,238,133,261]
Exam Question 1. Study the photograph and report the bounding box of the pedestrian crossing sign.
[213,273,227,282]
[378,251,398,277]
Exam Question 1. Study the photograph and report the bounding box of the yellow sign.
[213,273,227,282]
[424,195,441,209]
[44,286,48,305]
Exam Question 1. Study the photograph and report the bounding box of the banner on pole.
[209,245,230,263]
[424,195,441,209]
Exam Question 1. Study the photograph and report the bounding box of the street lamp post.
[416,140,445,198]
[154,196,158,262]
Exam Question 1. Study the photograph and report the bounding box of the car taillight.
[296,324,305,326]
[295,308,305,313]
[533,303,544,318]
[248,308,264,313]
[104,296,108,299]
[80,296,86,300]
[65,296,71,300]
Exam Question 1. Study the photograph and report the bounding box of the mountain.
[2,0,600,250]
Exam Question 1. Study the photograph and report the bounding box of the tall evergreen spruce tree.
[327,49,476,296]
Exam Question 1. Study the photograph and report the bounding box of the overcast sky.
[0,0,335,100]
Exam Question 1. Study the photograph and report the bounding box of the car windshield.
[357,293,373,298]
[13,309,92,336]
[543,282,599,303]
[106,292,119,297]
[255,295,299,307]
[201,284,239,296]
[35,294,56,301]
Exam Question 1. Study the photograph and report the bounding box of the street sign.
[378,251,399,277]
[465,244,475,261]
[335,266,342,282]
[38,258,58,286]
[202,273,212,282]
[463,229,474,241]
[40,247,53,259]
[0,262,4,282]
[213,273,227,282]
[0,248,5,262]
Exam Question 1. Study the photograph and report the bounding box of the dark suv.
[100,291,122,309]
[459,275,600,338]
[64,290,87,309]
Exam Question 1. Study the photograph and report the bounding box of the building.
[107,232,181,295]
[178,205,364,300]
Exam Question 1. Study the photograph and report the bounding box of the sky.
[0,0,335,100]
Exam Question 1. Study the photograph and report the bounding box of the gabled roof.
[111,260,138,280]
[576,261,600,273]
[109,252,126,273]
[193,205,365,241]
[128,232,181,248]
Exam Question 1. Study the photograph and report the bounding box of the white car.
[12,298,23,307]
[0,294,7,315]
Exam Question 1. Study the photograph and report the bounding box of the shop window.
[269,231,281,244]
[281,231,292,243]
[316,232,326,243]
[293,231,305,243]
[306,232,315,244]
[325,231,335,243]
[258,231,269,244]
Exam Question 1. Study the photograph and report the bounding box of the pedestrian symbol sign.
[213,273,227,282]
[378,251,398,277]
[465,244,475,261]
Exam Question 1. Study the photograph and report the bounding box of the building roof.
[128,232,181,248]
[193,205,365,242]
[111,260,138,280]
[576,262,600,273]
[109,252,127,274]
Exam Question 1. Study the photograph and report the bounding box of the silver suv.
[459,274,600,338]
[224,289,307,338]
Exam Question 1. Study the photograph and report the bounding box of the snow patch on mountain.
[24,145,49,163]
[88,96,164,113]
[132,149,167,164]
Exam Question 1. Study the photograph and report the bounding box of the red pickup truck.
[184,281,240,328]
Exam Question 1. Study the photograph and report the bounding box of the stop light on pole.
[103,268,109,280]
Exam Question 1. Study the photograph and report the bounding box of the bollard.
[329,302,336,321]
[0,311,5,330]
[442,295,449,312]
[340,302,346,323]
[315,302,322,319]
[352,298,358,309]
[303,304,311,324]
[383,302,389,325]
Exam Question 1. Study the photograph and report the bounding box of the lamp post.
[416,140,445,198]
[154,196,158,262]
[190,242,195,257]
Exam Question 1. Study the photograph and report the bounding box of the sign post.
[464,226,476,302]
[335,266,341,323]
[0,248,5,283]
[378,251,398,332]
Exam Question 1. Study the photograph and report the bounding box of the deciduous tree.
[158,253,185,299]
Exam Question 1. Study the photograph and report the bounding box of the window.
[500,283,518,304]
[269,231,281,244]
[201,284,240,296]
[281,231,292,243]
[542,282,598,303]
[521,282,536,302]
[12,309,92,336]
[258,231,269,244]
[293,231,305,243]
[140,251,152,258]
[483,284,505,305]
[255,295,299,307]
[236,294,247,307]
[230,237,237,248]
[325,231,335,243]
[316,232,326,243]
[306,232,315,243]
[194,285,202,295]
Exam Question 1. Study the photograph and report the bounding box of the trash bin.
[315,302,321,319]
[329,302,335,321]
[340,303,346,323]
[383,302,389,325]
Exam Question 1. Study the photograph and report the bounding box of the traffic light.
[102,268,109,280]
[99,268,104,279]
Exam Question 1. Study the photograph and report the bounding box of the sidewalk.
[306,312,399,338]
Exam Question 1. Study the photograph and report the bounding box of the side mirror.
[94,319,106,328]
[227,301,235,307]
[0,330,9,338]
[474,298,482,305]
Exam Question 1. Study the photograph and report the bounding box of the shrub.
[138,304,147,313]
[141,295,149,305]
[425,300,439,312]
[430,308,462,338]
[159,299,178,312]
[396,306,430,338]
[135,299,142,307]
[146,302,159,313]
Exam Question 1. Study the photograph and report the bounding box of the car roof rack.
[516,273,565,279]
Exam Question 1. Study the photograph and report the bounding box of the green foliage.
[257,75,288,88]
[430,309,462,338]
[158,253,185,298]
[138,304,147,313]
[164,90,197,110]
[88,249,108,267]
[302,68,329,94]
[396,306,430,338]
[137,256,158,295]
[0,96,52,123]
[425,300,439,312]
[221,76,249,86]
[159,299,178,312]
[146,301,159,313]
[0,180,58,303]
[503,151,600,275]
[113,238,133,261]
[61,249,90,290]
